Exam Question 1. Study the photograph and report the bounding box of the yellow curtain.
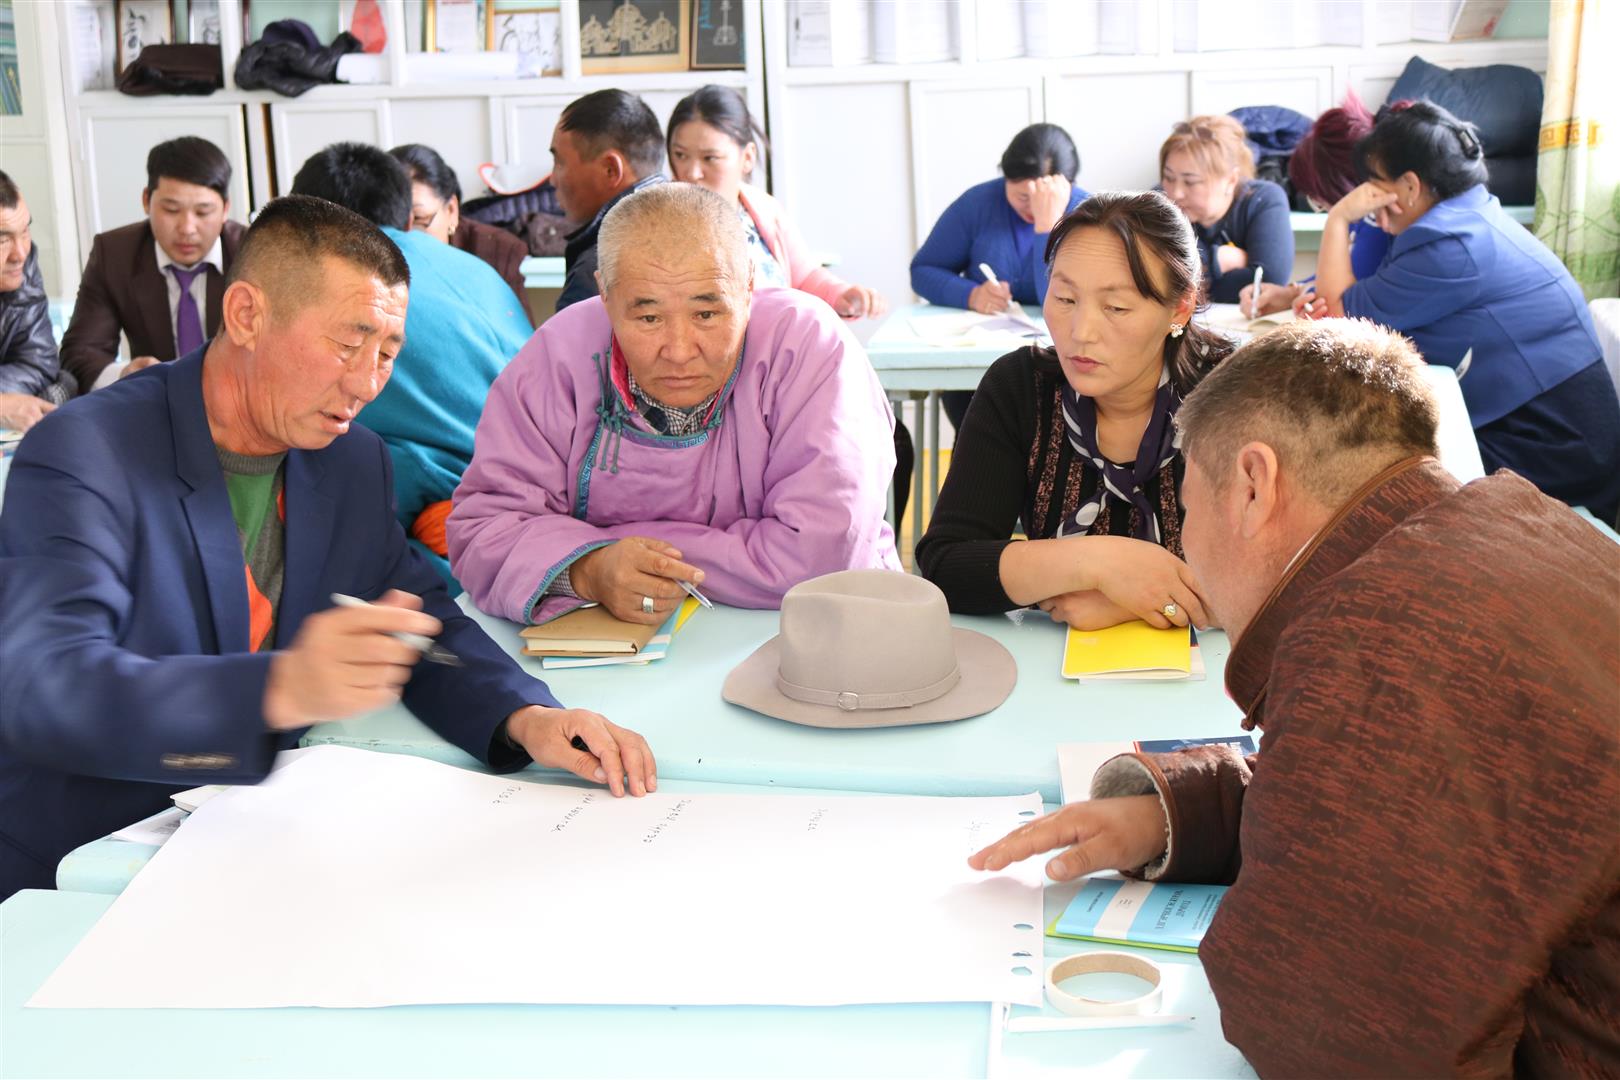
[1534,0,1618,299]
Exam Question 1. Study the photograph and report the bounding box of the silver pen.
[677,579,713,609]
[329,593,463,666]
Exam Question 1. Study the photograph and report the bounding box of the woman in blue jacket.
[1307,100,1619,521]
[911,124,1088,429]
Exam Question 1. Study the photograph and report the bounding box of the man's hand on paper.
[968,795,1167,882]
[571,537,703,624]
[507,705,656,798]
[1237,281,1300,317]
[262,589,437,730]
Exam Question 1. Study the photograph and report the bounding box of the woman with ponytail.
[917,191,1229,630]
[1301,99,1618,521]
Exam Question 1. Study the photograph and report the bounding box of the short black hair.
[146,136,232,202]
[0,169,18,210]
[390,143,462,203]
[559,89,666,179]
[1001,123,1080,183]
[667,84,767,155]
[1357,99,1488,201]
[290,142,412,231]
[227,194,409,319]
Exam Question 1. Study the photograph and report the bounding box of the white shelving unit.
[40,0,766,294]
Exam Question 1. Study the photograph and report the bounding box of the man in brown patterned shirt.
[972,318,1619,1076]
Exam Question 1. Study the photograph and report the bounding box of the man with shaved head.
[0,195,656,900]
[450,182,900,625]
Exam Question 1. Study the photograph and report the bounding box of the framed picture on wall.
[187,0,221,44]
[115,0,174,74]
[579,0,689,75]
[425,0,483,53]
[690,0,743,70]
[486,0,561,76]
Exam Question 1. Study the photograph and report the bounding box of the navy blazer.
[1342,184,1601,427]
[0,349,559,898]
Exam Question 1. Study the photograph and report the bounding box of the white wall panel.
[1190,67,1334,119]
[1045,72,1188,194]
[907,79,1041,241]
[270,103,388,194]
[81,106,250,237]
[389,97,495,199]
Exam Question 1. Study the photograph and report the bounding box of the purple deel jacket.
[448,287,902,624]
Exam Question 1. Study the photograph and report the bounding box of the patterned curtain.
[1534,0,1619,300]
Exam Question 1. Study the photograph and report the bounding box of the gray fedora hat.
[722,570,1017,728]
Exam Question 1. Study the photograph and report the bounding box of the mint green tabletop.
[299,603,1248,806]
[5,878,1253,1079]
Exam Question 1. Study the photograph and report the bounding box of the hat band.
[775,665,961,712]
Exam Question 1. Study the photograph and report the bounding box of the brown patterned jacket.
[1094,457,1620,1076]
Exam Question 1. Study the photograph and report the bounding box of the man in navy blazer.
[0,195,656,900]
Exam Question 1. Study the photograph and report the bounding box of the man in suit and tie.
[59,136,248,394]
[0,195,656,900]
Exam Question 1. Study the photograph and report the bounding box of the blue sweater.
[911,178,1089,308]
[366,228,534,583]
[1191,179,1295,303]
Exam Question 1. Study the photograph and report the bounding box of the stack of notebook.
[1061,621,1204,682]
[520,599,698,669]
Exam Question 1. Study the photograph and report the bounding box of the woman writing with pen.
[911,123,1090,430]
[1158,115,1294,305]
[1297,100,1619,521]
[1239,92,1391,316]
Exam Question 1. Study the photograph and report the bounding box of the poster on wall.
[0,0,22,116]
[690,0,743,69]
[579,0,689,74]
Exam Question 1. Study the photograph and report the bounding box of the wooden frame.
[485,1,562,76]
[690,0,744,70]
[579,0,690,76]
[114,0,174,74]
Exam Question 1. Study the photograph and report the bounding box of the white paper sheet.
[908,312,1048,350]
[108,807,186,846]
[31,747,1044,1010]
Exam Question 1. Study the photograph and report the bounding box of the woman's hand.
[1085,537,1210,629]
[1291,288,1329,320]
[1237,281,1300,317]
[1028,174,1073,234]
[968,280,1014,315]
[1329,181,1399,225]
[1036,590,1134,631]
[834,284,888,320]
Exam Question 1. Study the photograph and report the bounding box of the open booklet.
[908,307,1049,349]
[1202,302,1296,335]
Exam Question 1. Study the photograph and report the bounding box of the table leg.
[884,393,902,529]
[911,392,926,571]
[928,389,943,509]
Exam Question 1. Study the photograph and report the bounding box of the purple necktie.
[170,264,206,357]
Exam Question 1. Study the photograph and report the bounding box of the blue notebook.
[1047,877,1228,954]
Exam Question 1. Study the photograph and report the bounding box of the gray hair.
[597,182,749,290]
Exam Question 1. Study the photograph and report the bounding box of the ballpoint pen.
[329,593,463,666]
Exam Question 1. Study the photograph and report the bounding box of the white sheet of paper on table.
[30,746,1045,1010]
[108,806,187,846]
[908,312,1047,350]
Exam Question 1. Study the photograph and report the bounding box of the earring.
[1169,324,1184,338]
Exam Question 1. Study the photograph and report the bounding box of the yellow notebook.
[1061,621,1193,681]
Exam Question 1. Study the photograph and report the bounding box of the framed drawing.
[579,0,689,75]
[187,0,221,44]
[486,0,561,76]
[115,0,174,74]
[690,0,743,70]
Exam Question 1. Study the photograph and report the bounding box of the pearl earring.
[1169,323,1184,338]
